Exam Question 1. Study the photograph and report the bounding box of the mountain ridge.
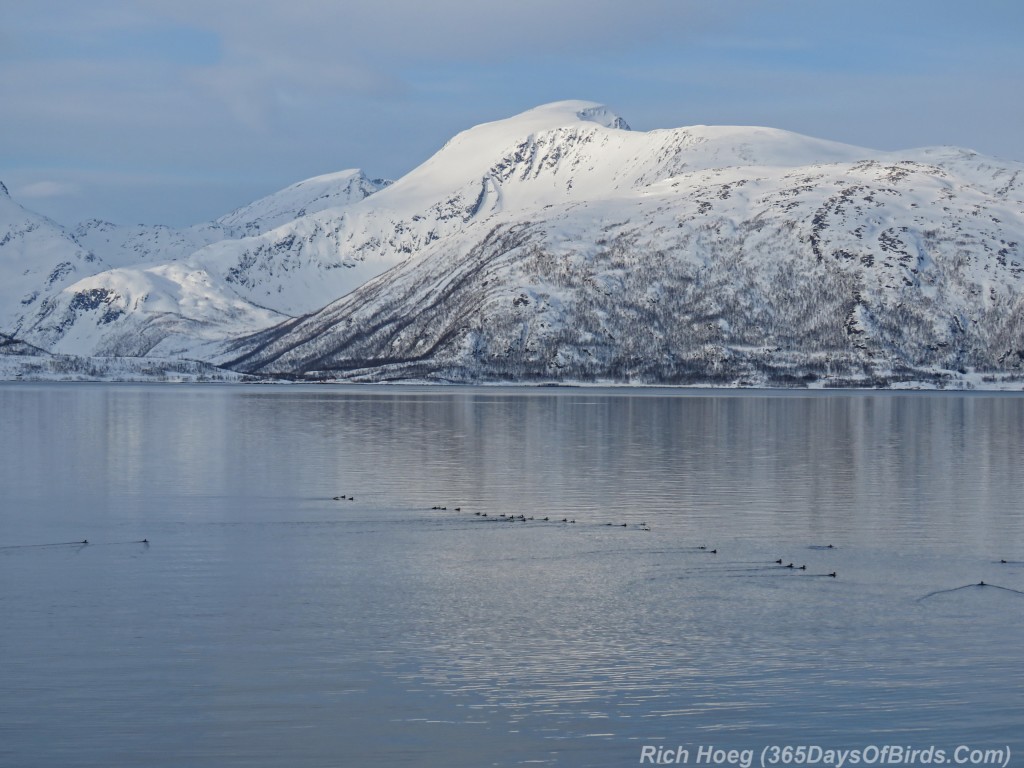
[3,101,1023,387]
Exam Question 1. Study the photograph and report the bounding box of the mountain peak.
[573,103,631,131]
[382,101,631,206]
[214,169,390,233]
[499,100,630,132]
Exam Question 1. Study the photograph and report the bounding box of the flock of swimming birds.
[419,501,841,578]
[6,495,1021,597]
[326,495,1024,591]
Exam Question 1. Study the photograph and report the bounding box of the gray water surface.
[1,385,1022,767]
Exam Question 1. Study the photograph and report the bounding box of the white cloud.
[146,0,734,61]
[17,180,82,198]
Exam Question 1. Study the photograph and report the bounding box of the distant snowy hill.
[71,169,390,267]
[0,181,108,337]
[3,101,1023,386]
[9,169,389,357]
[214,169,391,235]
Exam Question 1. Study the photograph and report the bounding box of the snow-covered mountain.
[216,149,1024,386]
[4,101,1024,386]
[72,169,390,267]
[181,103,644,316]
[9,169,390,357]
[212,103,1024,386]
[214,169,391,235]
[0,181,109,337]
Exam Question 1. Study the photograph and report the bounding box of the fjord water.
[1,384,1022,768]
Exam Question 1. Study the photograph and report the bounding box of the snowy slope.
[21,262,285,358]
[215,169,390,234]
[71,218,229,269]
[182,103,640,315]
[12,169,390,357]
[71,169,390,268]
[0,181,108,336]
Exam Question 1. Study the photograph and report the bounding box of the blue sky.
[3,0,1022,226]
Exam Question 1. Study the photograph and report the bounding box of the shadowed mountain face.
[4,101,1024,386]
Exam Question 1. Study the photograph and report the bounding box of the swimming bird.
[774,559,783,564]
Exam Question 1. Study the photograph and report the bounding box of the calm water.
[1,384,1022,767]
